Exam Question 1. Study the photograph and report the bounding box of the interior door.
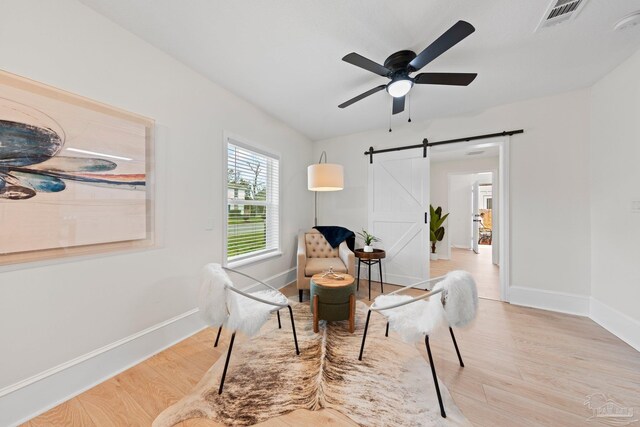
[471,180,480,254]
[368,150,430,289]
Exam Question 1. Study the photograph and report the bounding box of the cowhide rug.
[153,301,471,426]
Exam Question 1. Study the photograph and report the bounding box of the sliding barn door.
[368,150,430,288]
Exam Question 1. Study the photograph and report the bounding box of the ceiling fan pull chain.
[408,93,412,123]
[388,103,393,132]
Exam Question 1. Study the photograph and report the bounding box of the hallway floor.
[430,246,500,300]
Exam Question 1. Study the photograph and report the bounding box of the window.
[226,139,280,264]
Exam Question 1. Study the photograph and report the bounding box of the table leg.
[378,259,384,294]
[313,295,319,333]
[349,294,355,333]
[357,259,361,291]
[368,260,372,301]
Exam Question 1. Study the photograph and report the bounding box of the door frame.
[472,179,480,254]
[429,137,510,302]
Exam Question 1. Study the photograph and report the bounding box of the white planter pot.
[364,245,374,252]
[430,253,438,261]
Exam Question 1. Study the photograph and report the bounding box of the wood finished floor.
[25,282,640,427]
[431,246,501,301]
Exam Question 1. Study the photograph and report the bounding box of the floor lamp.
[308,151,344,226]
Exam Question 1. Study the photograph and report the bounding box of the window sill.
[227,250,282,269]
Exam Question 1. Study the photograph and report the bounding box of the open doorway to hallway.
[429,146,502,300]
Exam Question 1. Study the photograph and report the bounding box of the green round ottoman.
[310,273,356,333]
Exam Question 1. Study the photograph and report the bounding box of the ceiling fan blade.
[338,85,387,109]
[409,20,475,72]
[342,52,392,77]
[414,72,477,86]
[392,96,405,115]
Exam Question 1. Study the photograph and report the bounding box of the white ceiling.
[79,0,640,141]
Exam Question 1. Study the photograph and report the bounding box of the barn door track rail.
[364,129,524,163]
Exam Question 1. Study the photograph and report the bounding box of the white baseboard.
[509,288,640,352]
[265,267,297,290]
[509,286,590,316]
[0,267,297,426]
[0,308,206,427]
[590,297,640,352]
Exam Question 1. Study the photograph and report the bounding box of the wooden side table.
[354,249,386,300]
[310,273,356,333]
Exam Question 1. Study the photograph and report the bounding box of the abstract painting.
[0,71,154,263]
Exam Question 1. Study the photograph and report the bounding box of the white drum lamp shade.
[307,163,344,191]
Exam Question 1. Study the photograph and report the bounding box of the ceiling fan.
[338,20,477,115]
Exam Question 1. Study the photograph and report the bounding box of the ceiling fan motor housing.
[384,50,418,74]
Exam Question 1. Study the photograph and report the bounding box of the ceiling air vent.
[536,0,589,31]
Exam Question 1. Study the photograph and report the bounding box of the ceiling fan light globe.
[387,79,413,98]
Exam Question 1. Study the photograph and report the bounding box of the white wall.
[315,89,591,298]
[589,49,640,338]
[430,158,498,258]
[0,0,313,423]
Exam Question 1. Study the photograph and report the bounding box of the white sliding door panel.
[368,151,430,288]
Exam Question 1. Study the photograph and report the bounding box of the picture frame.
[0,70,155,266]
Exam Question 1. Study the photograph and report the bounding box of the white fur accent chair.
[199,263,299,394]
[358,270,478,419]
[296,228,355,302]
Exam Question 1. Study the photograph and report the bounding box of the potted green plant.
[430,205,449,260]
[357,229,381,252]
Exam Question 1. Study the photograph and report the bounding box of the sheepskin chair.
[198,263,300,394]
[358,270,478,419]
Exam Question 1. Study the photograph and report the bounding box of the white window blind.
[226,140,279,262]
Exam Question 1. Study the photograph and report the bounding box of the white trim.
[228,250,282,269]
[0,309,206,427]
[261,267,297,290]
[222,132,282,266]
[590,298,640,352]
[499,139,510,301]
[509,286,590,316]
[224,131,282,161]
[0,308,199,399]
[1,266,297,426]
[428,136,510,301]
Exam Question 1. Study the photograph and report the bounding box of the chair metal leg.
[449,327,464,367]
[358,310,372,361]
[425,335,446,418]
[277,310,282,329]
[299,289,303,302]
[214,326,222,347]
[288,305,300,355]
[378,260,384,294]
[218,332,236,394]
[385,321,389,337]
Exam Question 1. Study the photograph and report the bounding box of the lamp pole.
[314,151,327,227]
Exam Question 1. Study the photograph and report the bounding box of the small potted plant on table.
[430,205,449,261]
[357,229,380,252]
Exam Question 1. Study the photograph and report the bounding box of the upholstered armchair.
[297,229,355,302]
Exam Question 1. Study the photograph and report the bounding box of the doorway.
[428,138,509,301]
[366,137,510,300]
